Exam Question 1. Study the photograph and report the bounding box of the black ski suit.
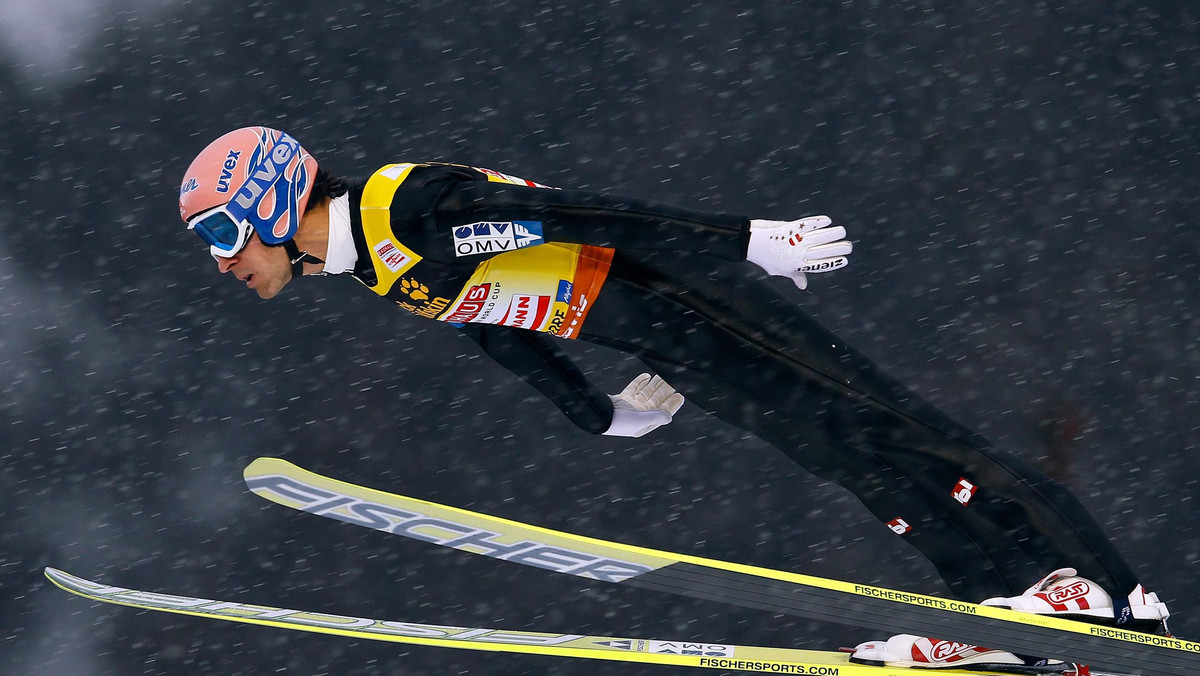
[342,162,1140,604]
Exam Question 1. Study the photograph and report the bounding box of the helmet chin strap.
[281,239,324,280]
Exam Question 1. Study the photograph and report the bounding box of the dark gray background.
[2,1,1197,674]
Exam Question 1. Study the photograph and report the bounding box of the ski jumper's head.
[180,127,336,298]
[180,126,319,259]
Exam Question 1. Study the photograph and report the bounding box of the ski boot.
[849,569,1170,673]
[981,568,1170,634]
[848,634,1087,674]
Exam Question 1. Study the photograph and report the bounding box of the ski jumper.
[344,162,1139,603]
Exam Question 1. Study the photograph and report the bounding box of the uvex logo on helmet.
[215,150,241,193]
[232,135,308,240]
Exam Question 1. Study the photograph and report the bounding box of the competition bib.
[438,243,612,339]
[358,163,613,339]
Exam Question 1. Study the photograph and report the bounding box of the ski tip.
[242,457,283,479]
[43,567,69,589]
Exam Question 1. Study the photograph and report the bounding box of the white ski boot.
[850,569,1170,673]
[848,634,1077,673]
[981,568,1171,633]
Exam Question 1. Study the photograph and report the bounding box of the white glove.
[746,215,852,290]
[602,373,686,438]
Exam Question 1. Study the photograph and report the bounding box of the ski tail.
[242,457,1199,676]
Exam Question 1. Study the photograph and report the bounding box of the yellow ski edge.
[43,566,995,676]
[243,457,1198,658]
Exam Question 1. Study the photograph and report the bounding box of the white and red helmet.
[179,126,318,250]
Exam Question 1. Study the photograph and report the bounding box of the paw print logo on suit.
[400,278,430,301]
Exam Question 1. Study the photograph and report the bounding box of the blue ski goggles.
[188,204,255,258]
[187,132,303,259]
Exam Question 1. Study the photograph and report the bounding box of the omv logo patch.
[452,221,544,257]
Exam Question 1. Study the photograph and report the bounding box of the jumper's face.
[213,233,292,299]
